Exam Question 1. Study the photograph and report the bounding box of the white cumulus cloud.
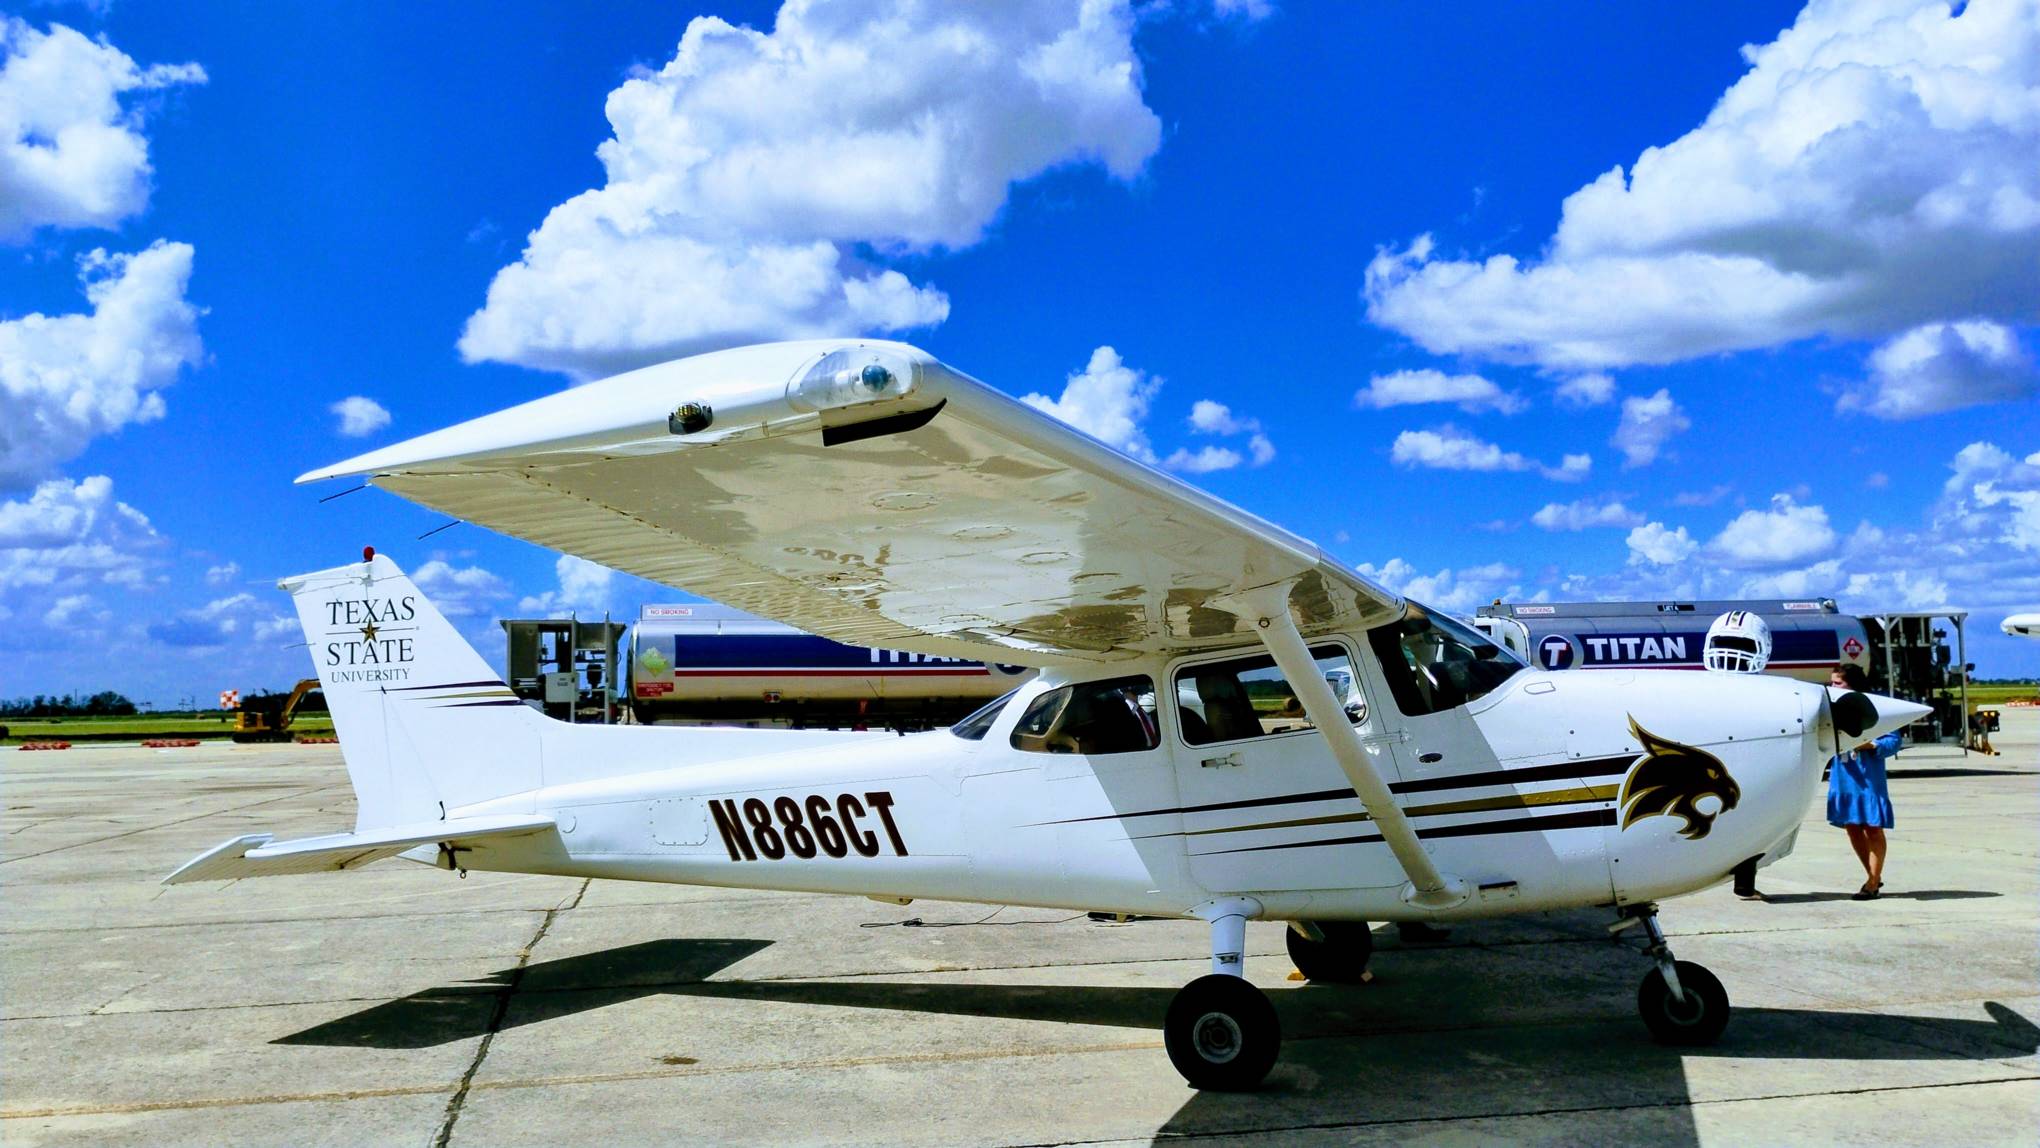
[1162,444,1242,474]
[1173,398,1274,472]
[0,18,205,241]
[1364,0,2040,375]
[0,241,203,489]
[1354,368,1526,414]
[460,1,1162,378]
[0,474,161,593]
[1626,521,1699,566]
[1554,372,1616,408]
[1023,345,1160,463]
[1840,319,2037,418]
[1390,425,1590,482]
[1188,399,1254,435]
[518,554,616,617]
[1611,388,1689,468]
[1353,557,1528,612]
[412,559,511,619]
[1532,497,1644,531]
[1710,493,1838,566]
[331,395,391,437]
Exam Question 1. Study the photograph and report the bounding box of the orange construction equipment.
[232,679,324,743]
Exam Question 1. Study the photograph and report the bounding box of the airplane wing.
[163,814,557,883]
[301,340,1401,665]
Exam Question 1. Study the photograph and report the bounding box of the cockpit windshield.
[1368,600,1524,716]
[949,689,1019,740]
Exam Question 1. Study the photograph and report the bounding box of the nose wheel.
[1614,904,1731,1046]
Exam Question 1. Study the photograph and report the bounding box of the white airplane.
[169,340,1930,1089]
[2004,613,2040,639]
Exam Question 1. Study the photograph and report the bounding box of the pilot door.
[1168,640,1409,893]
[1357,604,1608,907]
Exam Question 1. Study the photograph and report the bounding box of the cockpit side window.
[1009,676,1159,755]
[1368,602,1524,717]
[1173,646,1363,746]
[949,689,1019,741]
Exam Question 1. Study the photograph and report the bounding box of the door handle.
[1201,752,1242,769]
[1418,751,1443,764]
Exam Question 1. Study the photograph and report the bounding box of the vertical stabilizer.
[284,554,543,829]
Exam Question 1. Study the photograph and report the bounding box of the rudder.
[285,553,543,829]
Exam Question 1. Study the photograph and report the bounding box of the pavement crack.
[432,878,587,1148]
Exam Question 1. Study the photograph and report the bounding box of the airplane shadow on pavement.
[274,938,773,1050]
[279,924,2036,1146]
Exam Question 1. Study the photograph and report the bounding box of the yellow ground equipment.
[231,679,325,743]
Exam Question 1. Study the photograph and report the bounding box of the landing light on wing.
[787,347,914,412]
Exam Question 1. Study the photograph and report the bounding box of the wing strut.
[1216,582,1469,910]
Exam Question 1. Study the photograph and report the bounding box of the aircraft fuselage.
[451,658,1829,923]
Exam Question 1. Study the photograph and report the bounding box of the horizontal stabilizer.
[163,814,556,884]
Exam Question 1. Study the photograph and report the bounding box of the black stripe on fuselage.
[1039,755,1635,826]
[388,679,511,692]
[1204,806,1619,855]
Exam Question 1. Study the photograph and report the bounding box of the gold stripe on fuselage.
[1177,783,1620,838]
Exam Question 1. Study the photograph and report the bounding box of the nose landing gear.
[1612,903,1731,1046]
[1165,897,1280,1090]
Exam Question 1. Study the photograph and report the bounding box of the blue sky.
[3,0,2036,706]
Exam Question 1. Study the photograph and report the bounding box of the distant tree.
[1,691,138,717]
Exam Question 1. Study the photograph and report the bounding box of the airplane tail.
[283,552,546,830]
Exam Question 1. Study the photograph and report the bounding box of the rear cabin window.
[1368,602,1524,717]
[1009,676,1159,755]
[1173,646,1362,746]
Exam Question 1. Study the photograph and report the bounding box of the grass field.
[1966,683,2040,706]
[1,714,336,743]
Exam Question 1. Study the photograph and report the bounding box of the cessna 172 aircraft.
[169,340,1928,1089]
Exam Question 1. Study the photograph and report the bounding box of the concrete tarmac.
[3,712,2035,1146]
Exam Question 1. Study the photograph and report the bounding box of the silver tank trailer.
[629,604,1032,729]
[1472,598,1871,684]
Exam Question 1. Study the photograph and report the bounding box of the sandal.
[1850,882,1883,901]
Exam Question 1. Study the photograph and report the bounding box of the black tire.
[1164,974,1281,1090]
[1284,920,1375,984]
[1638,960,1730,1046]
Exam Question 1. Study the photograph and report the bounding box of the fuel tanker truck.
[628,604,1033,730]
[1472,599,1870,682]
[1472,598,1974,747]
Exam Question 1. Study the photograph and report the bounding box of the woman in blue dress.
[1828,664,1897,900]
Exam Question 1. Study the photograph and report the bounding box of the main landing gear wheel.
[1638,960,1730,1046]
[1285,920,1374,983]
[1165,974,1281,1090]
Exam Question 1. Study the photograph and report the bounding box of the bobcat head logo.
[1618,717,1740,841]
